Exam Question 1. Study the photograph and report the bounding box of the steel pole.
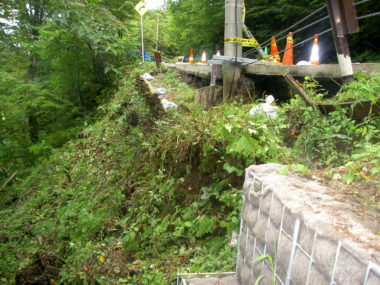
[156,14,159,51]
[140,15,144,62]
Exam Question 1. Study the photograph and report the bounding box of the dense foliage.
[166,0,225,57]
[1,0,143,181]
[1,64,379,283]
[1,0,380,283]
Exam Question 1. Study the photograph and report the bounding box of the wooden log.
[284,73,317,110]
[195,85,223,109]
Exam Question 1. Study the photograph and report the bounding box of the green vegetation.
[1,0,379,284]
[253,254,276,285]
[285,92,379,167]
[1,64,379,283]
[303,73,380,104]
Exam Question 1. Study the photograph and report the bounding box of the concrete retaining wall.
[237,164,380,285]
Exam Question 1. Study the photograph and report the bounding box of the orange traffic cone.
[310,34,320,65]
[216,49,221,56]
[188,48,194,64]
[282,32,294,65]
[270,37,281,62]
[200,50,207,64]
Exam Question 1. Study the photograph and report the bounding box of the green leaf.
[223,163,243,176]
[294,164,309,174]
[253,254,272,264]
[278,166,290,175]
[254,275,267,285]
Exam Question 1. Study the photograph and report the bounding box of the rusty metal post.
[223,0,243,101]
[326,0,359,84]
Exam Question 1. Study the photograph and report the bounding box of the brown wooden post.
[154,52,162,69]
[326,0,359,84]
[223,0,243,101]
[210,64,222,86]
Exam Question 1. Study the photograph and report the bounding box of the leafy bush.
[284,95,379,168]
[302,73,380,104]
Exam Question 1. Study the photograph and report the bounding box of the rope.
[244,11,380,59]
[243,4,327,57]
[243,28,333,66]
[357,11,380,20]
[354,0,372,6]
[261,4,327,47]
[241,0,377,62]
[293,15,330,38]
[243,15,330,57]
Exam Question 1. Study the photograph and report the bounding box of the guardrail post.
[326,0,359,84]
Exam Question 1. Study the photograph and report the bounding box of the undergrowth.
[302,72,380,104]
[0,65,379,284]
[0,66,285,284]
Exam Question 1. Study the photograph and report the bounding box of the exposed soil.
[301,166,380,234]
[15,253,63,285]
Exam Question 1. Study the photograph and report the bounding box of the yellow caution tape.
[224,1,266,55]
[225,37,259,47]
[241,2,264,53]
[242,26,253,38]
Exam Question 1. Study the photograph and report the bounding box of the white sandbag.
[156,88,166,95]
[142,73,155,81]
[161,99,178,111]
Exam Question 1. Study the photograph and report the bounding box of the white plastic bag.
[296,60,311,65]
[161,99,178,111]
[249,95,278,118]
[156,88,166,95]
[229,231,239,248]
[142,73,155,81]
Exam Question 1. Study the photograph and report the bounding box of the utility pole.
[223,0,243,101]
[326,0,359,84]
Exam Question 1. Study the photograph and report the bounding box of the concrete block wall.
[236,164,380,285]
